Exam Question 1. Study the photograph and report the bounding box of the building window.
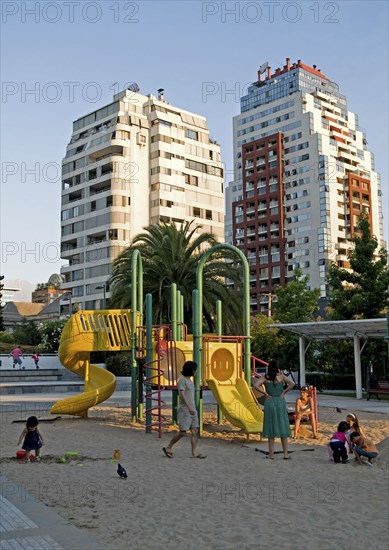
[185,174,198,186]
[193,207,201,217]
[186,129,198,140]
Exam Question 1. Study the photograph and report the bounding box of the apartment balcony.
[337,151,360,164]
[61,243,84,259]
[88,143,125,160]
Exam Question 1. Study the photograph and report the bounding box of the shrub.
[38,320,66,353]
[0,332,14,343]
[306,372,356,390]
[105,352,132,376]
[13,319,41,346]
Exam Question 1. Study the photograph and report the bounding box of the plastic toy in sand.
[16,450,35,460]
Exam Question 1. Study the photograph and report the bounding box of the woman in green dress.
[253,360,295,459]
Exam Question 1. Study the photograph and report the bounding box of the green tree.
[274,268,321,324]
[38,319,66,353]
[250,313,283,363]
[13,319,41,346]
[271,268,321,371]
[327,211,389,320]
[109,221,243,332]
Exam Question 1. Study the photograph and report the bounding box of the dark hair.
[350,431,360,442]
[265,359,279,383]
[337,421,349,433]
[26,416,39,428]
[181,361,197,377]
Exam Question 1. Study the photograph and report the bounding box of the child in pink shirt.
[329,421,349,463]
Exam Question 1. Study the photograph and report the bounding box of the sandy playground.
[1,401,388,550]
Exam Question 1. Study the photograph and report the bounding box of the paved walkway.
[1,388,388,413]
[0,475,106,550]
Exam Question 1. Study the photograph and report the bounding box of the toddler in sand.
[345,413,365,454]
[18,416,44,462]
[329,421,349,464]
[349,432,378,467]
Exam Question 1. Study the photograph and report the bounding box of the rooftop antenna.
[128,83,140,93]
[257,62,269,81]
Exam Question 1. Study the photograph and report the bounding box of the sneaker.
[35,457,41,462]
[342,460,349,464]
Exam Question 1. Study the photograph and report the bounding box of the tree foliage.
[12,319,41,346]
[250,314,283,363]
[273,268,321,323]
[38,319,67,353]
[109,221,244,333]
[251,269,321,371]
[327,211,389,319]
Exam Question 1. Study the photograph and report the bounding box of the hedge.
[306,373,356,390]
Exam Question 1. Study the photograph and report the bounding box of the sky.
[1,0,388,287]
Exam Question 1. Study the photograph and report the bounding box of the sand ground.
[1,402,388,550]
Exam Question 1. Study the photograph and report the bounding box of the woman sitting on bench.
[293,386,318,439]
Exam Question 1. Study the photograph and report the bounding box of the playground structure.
[51,244,266,434]
[50,310,141,416]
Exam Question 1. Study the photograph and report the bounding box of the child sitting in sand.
[329,421,349,464]
[18,416,44,462]
[349,432,378,467]
[345,413,365,454]
[293,385,318,439]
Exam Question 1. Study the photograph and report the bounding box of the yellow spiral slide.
[51,310,139,417]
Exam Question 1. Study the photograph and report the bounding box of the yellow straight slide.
[51,310,138,417]
[207,378,264,434]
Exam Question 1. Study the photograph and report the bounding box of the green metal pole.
[145,294,153,433]
[137,257,144,419]
[177,290,182,341]
[180,293,184,340]
[192,289,202,433]
[171,283,178,424]
[216,299,223,424]
[171,283,177,341]
[131,250,142,422]
[216,300,222,339]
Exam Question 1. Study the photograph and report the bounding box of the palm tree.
[108,221,243,333]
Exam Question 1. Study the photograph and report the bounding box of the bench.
[367,380,389,400]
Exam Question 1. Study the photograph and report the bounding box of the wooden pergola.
[267,318,389,399]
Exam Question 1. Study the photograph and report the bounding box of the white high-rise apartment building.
[225,59,386,314]
[60,88,224,309]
